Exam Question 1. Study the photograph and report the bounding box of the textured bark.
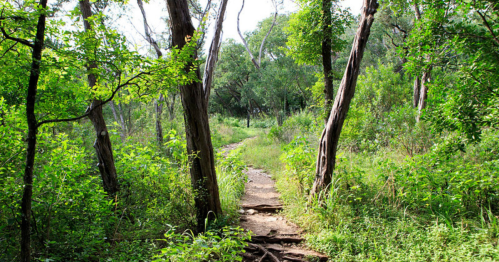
[417,69,431,121]
[21,0,47,260]
[413,76,421,108]
[165,0,222,232]
[80,0,119,194]
[310,0,378,196]
[203,0,228,104]
[322,0,334,121]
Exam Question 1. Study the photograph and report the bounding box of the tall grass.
[238,112,499,261]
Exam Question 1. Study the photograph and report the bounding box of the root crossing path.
[221,141,328,262]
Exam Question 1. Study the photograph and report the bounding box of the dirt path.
[221,141,328,262]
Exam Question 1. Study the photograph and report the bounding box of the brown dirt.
[221,140,328,262]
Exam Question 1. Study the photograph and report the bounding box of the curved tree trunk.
[79,0,119,194]
[21,0,48,261]
[310,0,379,197]
[322,0,334,121]
[165,0,224,232]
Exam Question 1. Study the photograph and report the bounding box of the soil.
[221,140,328,262]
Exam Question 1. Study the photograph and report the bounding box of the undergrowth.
[240,112,499,261]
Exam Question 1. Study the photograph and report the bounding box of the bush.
[154,226,251,262]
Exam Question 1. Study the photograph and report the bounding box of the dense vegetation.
[1,0,498,261]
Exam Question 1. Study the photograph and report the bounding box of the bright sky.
[121,0,363,54]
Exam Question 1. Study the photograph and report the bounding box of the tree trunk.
[136,0,166,145]
[417,69,431,121]
[110,101,127,141]
[322,0,334,121]
[165,0,222,232]
[155,94,165,144]
[80,0,119,194]
[413,75,420,108]
[21,0,47,260]
[203,0,229,104]
[310,0,379,197]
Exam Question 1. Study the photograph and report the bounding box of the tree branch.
[0,23,34,48]
[476,9,499,46]
[36,71,151,128]
[237,0,260,69]
[258,0,278,66]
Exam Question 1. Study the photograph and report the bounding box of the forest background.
[1,0,498,261]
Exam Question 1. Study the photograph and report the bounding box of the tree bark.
[310,0,379,197]
[79,0,119,194]
[155,94,165,144]
[165,0,222,232]
[322,0,334,121]
[417,69,431,121]
[413,75,420,108]
[203,0,228,104]
[21,0,47,260]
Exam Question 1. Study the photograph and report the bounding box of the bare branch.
[237,0,260,69]
[259,0,278,66]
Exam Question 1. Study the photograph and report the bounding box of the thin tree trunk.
[136,0,166,145]
[155,94,165,144]
[413,76,420,108]
[79,0,119,194]
[21,0,47,260]
[310,0,379,197]
[110,101,127,141]
[322,0,334,121]
[203,0,228,104]
[417,69,431,121]
[165,0,222,232]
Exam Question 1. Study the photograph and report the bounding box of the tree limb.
[258,0,278,66]
[237,0,260,69]
[476,9,499,46]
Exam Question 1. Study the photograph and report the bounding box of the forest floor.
[222,141,328,262]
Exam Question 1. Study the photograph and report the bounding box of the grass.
[238,132,499,261]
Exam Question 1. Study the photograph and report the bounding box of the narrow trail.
[221,141,327,262]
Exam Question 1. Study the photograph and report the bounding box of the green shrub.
[154,226,251,262]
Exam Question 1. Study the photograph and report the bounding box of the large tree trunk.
[165,0,223,232]
[322,0,334,121]
[310,0,379,197]
[80,0,119,194]
[21,0,47,260]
